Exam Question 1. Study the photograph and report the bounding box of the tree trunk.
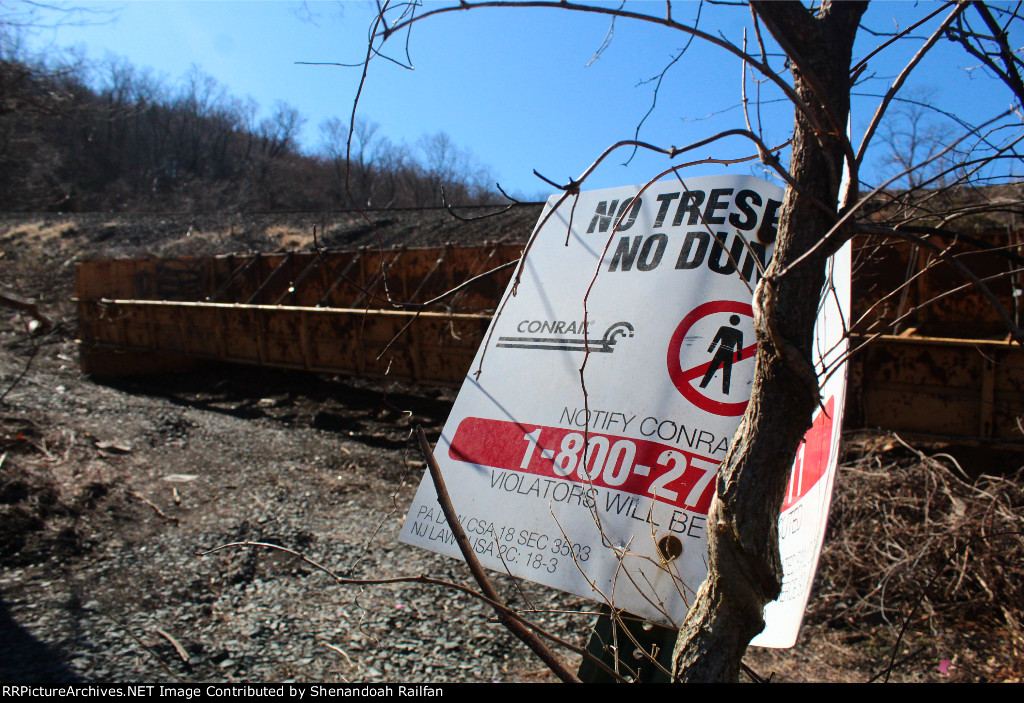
[671,1,866,682]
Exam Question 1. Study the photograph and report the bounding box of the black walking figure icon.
[699,315,744,395]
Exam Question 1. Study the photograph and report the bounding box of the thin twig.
[415,426,582,683]
[154,627,190,664]
[127,490,179,524]
[0,339,41,405]
[440,184,519,221]
[871,529,1024,683]
[196,538,613,679]
[105,612,184,682]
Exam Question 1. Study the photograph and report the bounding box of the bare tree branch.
[856,3,968,169]
[416,427,582,684]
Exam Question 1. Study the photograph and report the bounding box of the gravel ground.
[0,327,599,683]
[0,208,626,685]
[0,318,968,685]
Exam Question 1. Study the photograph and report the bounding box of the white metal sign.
[400,176,847,643]
[753,239,851,648]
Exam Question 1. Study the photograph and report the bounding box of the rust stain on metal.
[75,245,519,388]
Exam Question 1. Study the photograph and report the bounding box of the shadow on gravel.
[0,598,82,683]
[94,363,454,448]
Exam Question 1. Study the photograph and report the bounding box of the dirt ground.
[0,211,1021,683]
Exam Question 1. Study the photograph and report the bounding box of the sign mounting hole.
[657,535,683,562]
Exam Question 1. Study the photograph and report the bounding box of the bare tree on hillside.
[416,131,496,206]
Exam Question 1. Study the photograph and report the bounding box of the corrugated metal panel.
[850,334,1024,441]
[75,244,519,386]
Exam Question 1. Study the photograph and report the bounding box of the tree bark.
[671,0,867,682]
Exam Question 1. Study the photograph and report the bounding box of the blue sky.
[15,1,1024,199]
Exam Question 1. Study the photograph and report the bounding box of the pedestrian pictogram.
[667,300,756,416]
[700,314,744,395]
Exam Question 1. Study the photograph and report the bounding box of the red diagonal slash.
[667,300,756,416]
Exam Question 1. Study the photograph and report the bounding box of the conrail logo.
[496,320,635,353]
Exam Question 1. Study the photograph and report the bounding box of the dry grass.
[1,220,79,247]
[808,433,1024,682]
